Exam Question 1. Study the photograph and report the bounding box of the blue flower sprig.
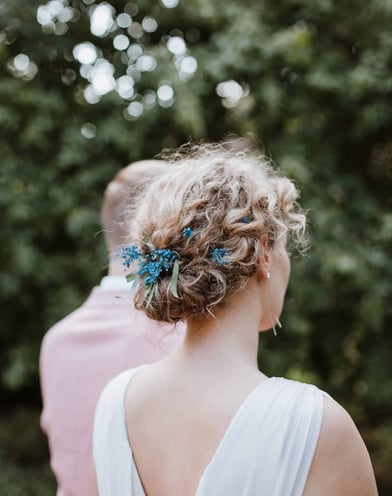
[183,227,193,238]
[139,248,179,285]
[121,245,142,268]
[209,247,228,266]
[120,236,180,306]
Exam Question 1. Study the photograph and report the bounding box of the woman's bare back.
[124,361,266,496]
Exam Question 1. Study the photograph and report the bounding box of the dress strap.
[93,366,147,496]
[197,378,326,496]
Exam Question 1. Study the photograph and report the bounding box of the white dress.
[93,366,327,496]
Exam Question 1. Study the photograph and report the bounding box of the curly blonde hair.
[128,143,307,323]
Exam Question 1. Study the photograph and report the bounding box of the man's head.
[100,160,168,254]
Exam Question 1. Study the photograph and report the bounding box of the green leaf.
[143,233,155,251]
[170,259,180,299]
[145,284,155,307]
[126,273,140,283]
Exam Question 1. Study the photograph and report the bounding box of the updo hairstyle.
[129,143,307,323]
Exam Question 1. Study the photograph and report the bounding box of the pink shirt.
[40,286,184,496]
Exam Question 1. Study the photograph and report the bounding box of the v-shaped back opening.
[122,366,275,496]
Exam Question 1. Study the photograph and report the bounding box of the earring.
[266,272,282,336]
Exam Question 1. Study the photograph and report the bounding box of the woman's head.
[127,143,307,324]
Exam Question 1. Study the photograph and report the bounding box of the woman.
[93,144,378,495]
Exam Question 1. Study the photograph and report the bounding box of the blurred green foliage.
[0,453,55,496]
[0,402,56,494]
[0,0,391,493]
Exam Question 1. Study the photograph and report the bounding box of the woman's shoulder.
[272,375,327,393]
[95,366,146,416]
[265,376,329,407]
[303,396,378,496]
[263,378,377,495]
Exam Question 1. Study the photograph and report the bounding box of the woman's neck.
[169,278,263,377]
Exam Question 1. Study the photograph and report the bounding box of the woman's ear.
[258,235,271,279]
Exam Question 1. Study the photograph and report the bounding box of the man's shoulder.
[44,301,89,337]
[42,287,117,337]
[40,289,101,347]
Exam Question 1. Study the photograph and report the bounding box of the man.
[40,160,184,496]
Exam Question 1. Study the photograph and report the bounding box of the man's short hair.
[100,160,167,251]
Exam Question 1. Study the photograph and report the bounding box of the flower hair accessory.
[121,245,142,268]
[209,247,228,266]
[120,233,231,306]
[120,235,180,307]
[182,227,193,238]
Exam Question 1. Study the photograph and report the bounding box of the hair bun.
[127,143,307,323]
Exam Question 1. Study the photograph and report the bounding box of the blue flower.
[210,247,229,266]
[120,245,142,268]
[139,248,179,285]
[183,227,193,238]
